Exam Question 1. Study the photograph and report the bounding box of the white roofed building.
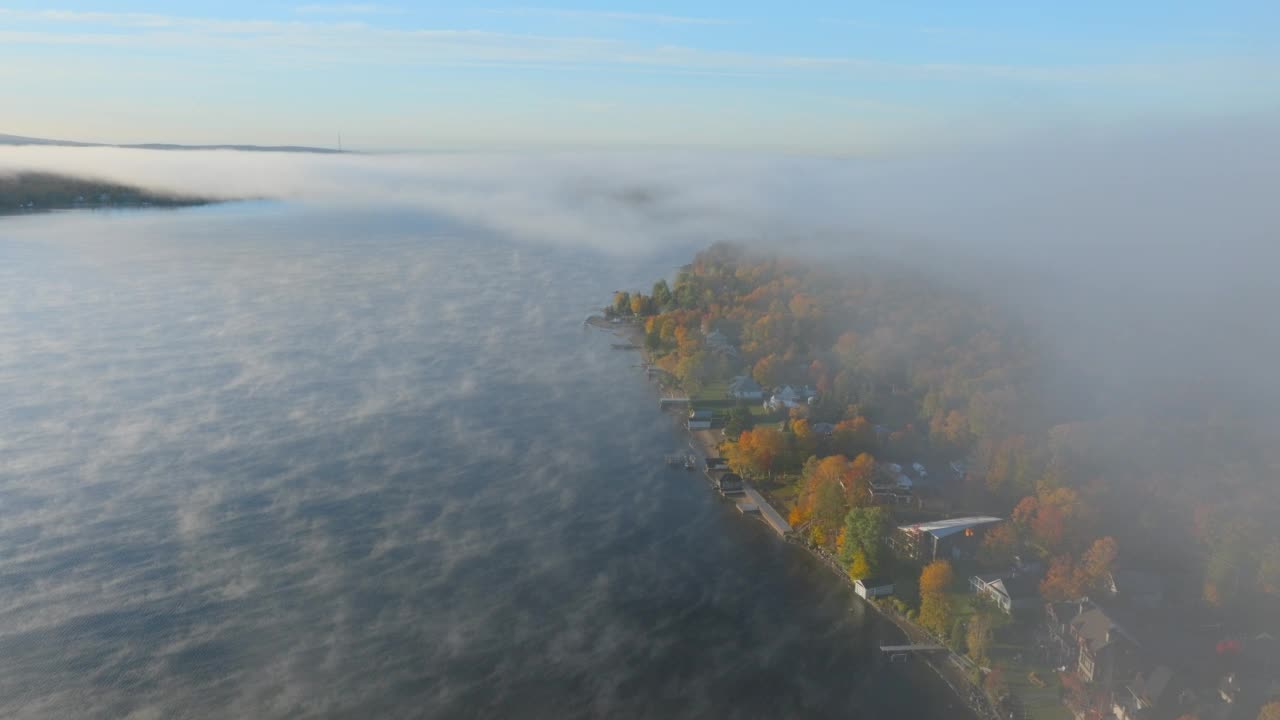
[890,516,1003,563]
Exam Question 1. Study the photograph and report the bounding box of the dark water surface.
[0,205,972,718]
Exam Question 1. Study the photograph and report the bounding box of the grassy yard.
[989,638,1072,720]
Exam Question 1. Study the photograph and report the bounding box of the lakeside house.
[854,577,895,599]
[1070,606,1140,691]
[971,574,1041,615]
[704,457,730,472]
[727,375,763,400]
[717,472,745,495]
[764,385,816,412]
[889,516,1003,563]
[688,409,714,430]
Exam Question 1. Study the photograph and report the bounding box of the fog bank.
[3,118,1278,395]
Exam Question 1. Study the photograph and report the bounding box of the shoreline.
[589,314,998,720]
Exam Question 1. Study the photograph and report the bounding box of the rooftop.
[897,516,1002,540]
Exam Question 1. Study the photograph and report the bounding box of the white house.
[854,578,895,599]
[972,574,1040,615]
[765,385,815,411]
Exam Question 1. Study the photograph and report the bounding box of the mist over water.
[0,205,970,719]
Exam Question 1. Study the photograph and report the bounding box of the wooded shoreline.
[588,313,998,720]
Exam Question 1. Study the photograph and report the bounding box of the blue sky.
[0,1,1276,151]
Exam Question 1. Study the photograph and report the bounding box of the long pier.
[742,487,792,537]
[879,644,947,653]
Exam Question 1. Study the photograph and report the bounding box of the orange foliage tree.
[919,560,955,636]
[725,427,787,479]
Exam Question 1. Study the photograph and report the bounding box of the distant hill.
[0,133,344,154]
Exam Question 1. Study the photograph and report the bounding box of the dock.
[879,645,947,653]
[742,487,792,537]
[658,397,690,409]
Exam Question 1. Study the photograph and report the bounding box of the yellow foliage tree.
[919,591,953,636]
[918,560,956,636]
[848,550,872,581]
[920,560,955,595]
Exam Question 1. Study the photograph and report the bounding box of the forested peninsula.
[608,243,1280,720]
[0,172,215,213]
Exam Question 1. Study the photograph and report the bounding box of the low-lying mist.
[4,118,1276,400]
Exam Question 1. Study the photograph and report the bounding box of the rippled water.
[0,205,972,719]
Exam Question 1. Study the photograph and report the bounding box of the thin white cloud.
[294,3,400,14]
[485,6,736,26]
[0,5,1233,87]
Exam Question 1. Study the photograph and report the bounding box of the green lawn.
[989,640,1072,720]
[691,381,730,403]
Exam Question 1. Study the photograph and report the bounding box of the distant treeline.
[0,172,212,212]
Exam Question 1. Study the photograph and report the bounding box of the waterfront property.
[889,516,1003,563]
[704,457,730,472]
[970,574,1040,615]
[855,577,895,599]
[717,472,745,495]
[743,487,791,537]
[688,409,714,429]
[1070,605,1139,690]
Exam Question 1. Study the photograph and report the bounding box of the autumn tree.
[1079,536,1119,586]
[978,523,1018,568]
[966,613,994,665]
[919,560,955,636]
[723,404,755,440]
[651,279,673,309]
[725,427,786,479]
[919,589,954,637]
[791,418,818,461]
[846,453,877,506]
[630,292,650,316]
[831,416,877,458]
[752,353,784,389]
[1257,701,1280,720]
[920,559,955,595]
[612,291,632,316]
[839,507,890,579]
[796,455,852,548]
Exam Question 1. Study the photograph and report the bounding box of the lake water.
[0,204,973,718]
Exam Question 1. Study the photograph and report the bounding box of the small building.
[973,575,1041,615]
[890,516,1003,563]
[727,375,763,400]
[717,472,745,495]
[704,457,730,472]
[688,409,714,430]
[869,487,915,507]
[855,577,895,599]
